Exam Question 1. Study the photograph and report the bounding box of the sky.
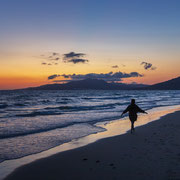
[0,0,180,89]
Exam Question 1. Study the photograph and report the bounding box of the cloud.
[40,51,88,65]
[48,74,60,80]
[63,52,89,64]
[112,65,119,68]
[40,52,61,64]
[68,58,89,64]
[48,63,52,65]
[48,53,60,61]
[48,56,60,61]
[48,71,143,82]
[151,66,157,70]
[52,52,59,56]
[63,52,85,59]
[42,62,47,65]
[141,62,156,70]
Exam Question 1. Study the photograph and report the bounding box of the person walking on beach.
[121,99,147,133]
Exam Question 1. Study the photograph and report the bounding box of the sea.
[0,90,180,163]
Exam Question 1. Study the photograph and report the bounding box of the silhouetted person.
[121,99,147,133]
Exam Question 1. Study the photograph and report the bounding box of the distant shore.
[4,109,180,180]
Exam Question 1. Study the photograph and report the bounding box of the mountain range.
[22,76,180,90]
[144,76,180,90]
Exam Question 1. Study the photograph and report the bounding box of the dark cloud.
[40,51,88,65]
[68,58,89,64]
[141,62,156,70]
[63,52,85,59]
[48,63,52,65]
[49,71,143,82]
[63,52,88,64]
[112,65,119,68]
[48,74,60,80]
[42,62,47,65]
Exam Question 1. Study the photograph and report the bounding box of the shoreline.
[1,105,180,180]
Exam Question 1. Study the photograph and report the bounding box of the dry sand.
[5,111,180,180]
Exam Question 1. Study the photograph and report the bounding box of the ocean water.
[0,90,180,163]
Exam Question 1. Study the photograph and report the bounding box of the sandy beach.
[4,110,180,180]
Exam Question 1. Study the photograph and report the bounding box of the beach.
[4,110,180,180]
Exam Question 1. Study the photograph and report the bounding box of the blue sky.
[1,0,180,43]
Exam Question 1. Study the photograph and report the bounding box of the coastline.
[1,105,180,180]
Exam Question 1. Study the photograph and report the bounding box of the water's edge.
[1,105,180,180]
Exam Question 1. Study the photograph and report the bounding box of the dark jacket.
[123,104,145,121]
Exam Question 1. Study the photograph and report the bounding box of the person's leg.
[132,115,137,132]
[131,121,134,133]
[132,121,135,131]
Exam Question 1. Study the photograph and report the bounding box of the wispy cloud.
[112,65,119,68]
[47,52,60,61]
[141,62,156,70]
[39,52,61,66]
[52,52,59,56]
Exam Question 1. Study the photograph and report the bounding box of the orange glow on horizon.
[0,74,178,90]
[0,53,180,89]
[0,76,48,90]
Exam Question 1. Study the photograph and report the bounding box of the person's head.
[131,99,135,104]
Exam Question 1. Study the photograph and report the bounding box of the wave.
[56,101,68,104]
[81,95,131,100]
[0,117,108,139]
[15,111,62,117]
[7,102,129,118]
[0,104,8,109]
[14,103,26,107]
[45,102,127,112]
[14,104,115,117]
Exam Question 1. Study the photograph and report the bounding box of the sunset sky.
[0,0,180,89]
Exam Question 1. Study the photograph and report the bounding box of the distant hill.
[19,76,180,90]
[23,78,148,90]
[146,76,180,90]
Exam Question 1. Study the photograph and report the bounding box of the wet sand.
[5,111,180,180]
